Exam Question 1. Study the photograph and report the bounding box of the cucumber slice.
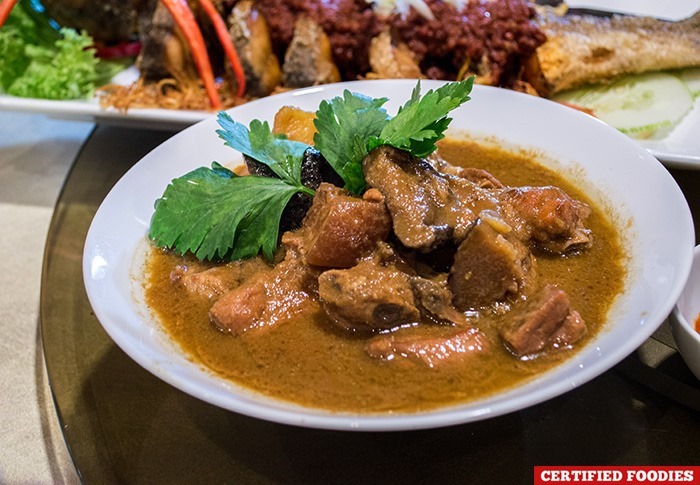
[553,72,694,140]
[677,67,700,98]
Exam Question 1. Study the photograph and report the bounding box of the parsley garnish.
[313,78,474,194]
[149,115,313,261]
[369,78,475,157]
[149,163,302,261]
[149,79,474,261]
[313,91,391,194]
[216,112,311,187]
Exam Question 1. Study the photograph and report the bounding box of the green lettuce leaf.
[7,28,99,99]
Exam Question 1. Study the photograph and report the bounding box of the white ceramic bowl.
[670,245,700,380]
[83,80,695,431]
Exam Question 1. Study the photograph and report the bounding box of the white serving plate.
[565,0,700,21]
[2,65,700,166]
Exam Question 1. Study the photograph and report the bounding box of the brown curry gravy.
[145,137,625,413]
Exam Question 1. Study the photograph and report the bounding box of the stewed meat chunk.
[366,327,489,368]
[208,277,267,334]
[318,258,420,332]
[449,212,536,311]
[501,284,587,357]
[209,249,318,334]
[410,276,469,326]
[318,249,470,331]
[363,146,475,251]
[499,186,592,253]
[286,183,391,268]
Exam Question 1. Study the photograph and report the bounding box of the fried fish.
[525,9,700,97]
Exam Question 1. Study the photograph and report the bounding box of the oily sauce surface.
[145,138,626,413]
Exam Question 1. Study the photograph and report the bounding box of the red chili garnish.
[0,0,19,28]
[198,0,246,98]
[160,0,222,110]
[694,312,700,334]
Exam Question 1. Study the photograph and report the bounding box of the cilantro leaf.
[149,163,300,261]
[216,112,310,187]
[151,114,315,262]
[397,80,422,114]
[313,90,390,194]
[370,78,474,158]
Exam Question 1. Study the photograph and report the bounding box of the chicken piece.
[449,212,536,311]
[366,327,489,368]
[499,186,592,253]
[500,284,587,357]
[208,277,267,333]
[283,15,341,88]
[363,146,475,251]
[366,29,422,79]
[209,249,318,334]
[318,258,420,332]
[286,183,391,268]
[228,0,282,97]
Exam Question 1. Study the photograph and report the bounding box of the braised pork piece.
[145,137,624,413]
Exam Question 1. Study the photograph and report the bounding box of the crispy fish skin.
[366,29,422,80]
[525,11,700,96]
[228,0,282,98]
[283,16,341,89]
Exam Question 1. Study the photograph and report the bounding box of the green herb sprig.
[369,78,475,157]
[313,90,391,194]
[150,115,313,261]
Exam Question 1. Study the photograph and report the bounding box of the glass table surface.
[41,124,700,484]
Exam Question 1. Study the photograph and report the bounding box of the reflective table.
[41,125,700,484]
